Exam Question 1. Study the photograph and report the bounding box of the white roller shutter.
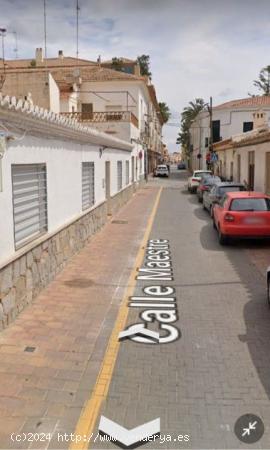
[82,162,95,210]
[12,164,47,248]
[117,161,122,191]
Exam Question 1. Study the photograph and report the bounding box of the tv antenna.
[43,0,47,60]
[76,0,80,59]
[11,31,18,58]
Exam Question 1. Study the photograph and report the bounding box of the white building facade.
[189,97,270,171]
[0,95,139,329]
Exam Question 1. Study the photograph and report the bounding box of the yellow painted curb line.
[69,187,163,450]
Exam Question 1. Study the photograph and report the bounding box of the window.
[243,122,253,133]
[126,161,129,185]
[82,162,95,210]
[12,164,47,249]
[81,103,93,120]
[230,198,270,211]
[218,186,246,196]
[117,161,122,191]
[212,120,220,143]
[139,157,142,174]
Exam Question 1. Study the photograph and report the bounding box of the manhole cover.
[111,220,128,224]
[64,278,95,288]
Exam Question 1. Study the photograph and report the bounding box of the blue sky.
[2,0,270,152]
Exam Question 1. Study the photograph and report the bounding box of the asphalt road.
[93,167,270,449]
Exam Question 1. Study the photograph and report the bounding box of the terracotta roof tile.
[77,67,144,82]
[214,96,270,110]
[102,57,136,64]
[0,64,144,84]
[2,56,97,70]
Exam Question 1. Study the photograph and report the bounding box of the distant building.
[189,96,270,171]
[0,48,164,175]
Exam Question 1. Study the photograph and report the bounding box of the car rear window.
[218,186,246,195]
[230,198,270,211]
[194,172,211,178]
[204,177,220,185]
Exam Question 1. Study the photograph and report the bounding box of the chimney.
[134,62,141,76]
[58,50,64,60]
[253,109,267,129]
[35,48,43,65]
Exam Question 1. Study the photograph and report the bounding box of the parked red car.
[212,192,270,245]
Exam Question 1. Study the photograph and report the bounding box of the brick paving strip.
[0,186,159,450]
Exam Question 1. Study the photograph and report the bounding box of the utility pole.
[209,96,213,153]
[76,0,80,59]
[43,0,47,60]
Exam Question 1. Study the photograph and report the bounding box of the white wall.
[190,107,270,171]
[0,134,132,266]
[49,74,60,113]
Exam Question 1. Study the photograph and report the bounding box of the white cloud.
[2,0,270,151]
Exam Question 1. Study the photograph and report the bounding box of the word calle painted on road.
[119,239,181,344]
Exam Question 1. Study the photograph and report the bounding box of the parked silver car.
[203,182,247,216]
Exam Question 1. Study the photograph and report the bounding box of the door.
[105,161,111,214]
[266,152,270,194]
[131,156,135,182]
[230,161,233,181]
[237,154,241,182]
[81,103,93,120]
[248,151,255,190]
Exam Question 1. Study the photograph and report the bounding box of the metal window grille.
[82,162,95,210]
[117,161,122,191]
[12,164,47,249]
[126,161,129,185]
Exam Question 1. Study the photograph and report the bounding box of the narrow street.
[90,168,270,449]
[1,168,270,449]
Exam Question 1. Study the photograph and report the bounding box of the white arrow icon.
[242,421,257,437]
[98,416,160,448]
[118,323,160,343]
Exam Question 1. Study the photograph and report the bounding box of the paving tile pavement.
[0,185,159,450]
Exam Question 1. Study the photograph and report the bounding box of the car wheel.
[218,227,227,245]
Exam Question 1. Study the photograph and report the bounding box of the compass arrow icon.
[98,416,160,448]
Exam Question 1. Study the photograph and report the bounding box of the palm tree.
[158,102,171,123]
[176,98,206,152]
[182,98,206,122]
[253,65,270,96]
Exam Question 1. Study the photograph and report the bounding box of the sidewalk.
[0,185,159,449]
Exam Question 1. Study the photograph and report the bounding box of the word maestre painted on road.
[136,239,173,281]
[119,239,181,344]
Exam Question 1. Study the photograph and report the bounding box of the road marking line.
[69,187,162,450]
